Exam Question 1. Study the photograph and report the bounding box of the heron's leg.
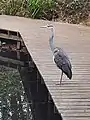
[60,71,63,85]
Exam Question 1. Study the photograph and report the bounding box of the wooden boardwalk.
[0,15,90,120]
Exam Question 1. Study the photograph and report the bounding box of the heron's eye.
[47,25,53,27]
[54,48,59,54]
[54,50,58,53]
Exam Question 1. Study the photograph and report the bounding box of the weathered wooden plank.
[0,33,22,41]
[63,113,90,117]
[63,118,90,120]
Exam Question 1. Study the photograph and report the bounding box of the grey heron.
[41,25,72,85]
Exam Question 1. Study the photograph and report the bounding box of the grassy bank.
[0,0,90,24]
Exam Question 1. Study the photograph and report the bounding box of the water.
[0,41,33,120]
[0,66,33,120]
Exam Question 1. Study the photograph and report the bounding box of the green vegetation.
[0,67,22,97]
[0,0,56,20]
[56,0,90,24]
[0,0,28,16]
[27,0,56,20]
[0,0,89,24]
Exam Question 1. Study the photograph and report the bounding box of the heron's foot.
[56,83,62,86]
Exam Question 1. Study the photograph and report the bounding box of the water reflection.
[0,66,33,120]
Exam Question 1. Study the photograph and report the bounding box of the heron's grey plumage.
[41,25,72,85]
[49,25,72,84]
[53,47,72,79]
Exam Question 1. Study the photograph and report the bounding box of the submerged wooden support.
[17,51,20,60]
[19,65,62,120]
[0,30,29,68]
[17,41,21,50]
[0,56,24,66]
[0,29,22,41]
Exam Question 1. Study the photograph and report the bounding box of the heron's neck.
[49,28,55,52]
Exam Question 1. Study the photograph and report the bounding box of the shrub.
[0,0,89,24]
[27,0,57,20]
[0,0,57,20]
[56,0,90,24]
[0,0,28,16]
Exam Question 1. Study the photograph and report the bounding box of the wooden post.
[54,105,57,114]
[0,41,1,46]
[7,30,10,37]
[17,32,19,38]
[17,51,20,60]
[47,93,51,120]
[37,71,39,92]
[41,77,44,84]
[17,41,21,50]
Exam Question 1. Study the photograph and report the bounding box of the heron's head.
[40,24,53,29]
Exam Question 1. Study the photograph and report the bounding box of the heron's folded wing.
[54,53,72,79]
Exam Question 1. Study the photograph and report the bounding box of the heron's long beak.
[40,25,47,28]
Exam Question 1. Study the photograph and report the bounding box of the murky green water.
[0,66,33,120]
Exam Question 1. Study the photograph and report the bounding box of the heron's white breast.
[53,55,55,63]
